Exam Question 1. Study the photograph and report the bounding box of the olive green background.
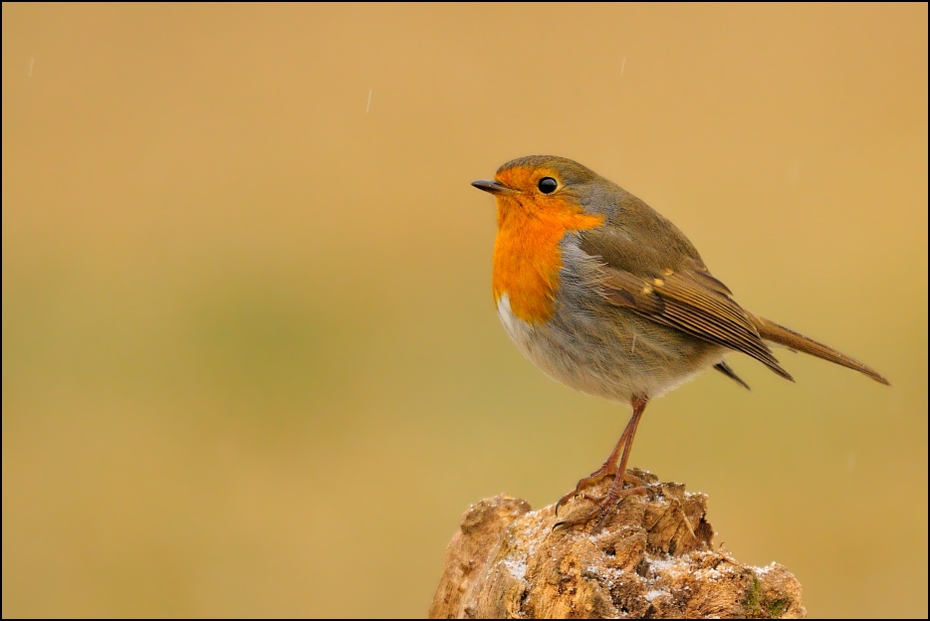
[2,3,926,618]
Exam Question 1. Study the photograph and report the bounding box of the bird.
[471,155,889,528]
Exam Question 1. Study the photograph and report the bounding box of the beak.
[471,179,515,195]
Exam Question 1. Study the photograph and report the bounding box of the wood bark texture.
[429,469,805,619]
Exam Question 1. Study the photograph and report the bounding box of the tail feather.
[749,315,890,385]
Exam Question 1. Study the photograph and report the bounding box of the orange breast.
[492,192,603,325]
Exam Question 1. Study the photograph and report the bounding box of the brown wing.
[578,219,887,386]
[577,214,793,380]
[599,266,793,381]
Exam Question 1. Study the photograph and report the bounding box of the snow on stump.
[429,469,805,619]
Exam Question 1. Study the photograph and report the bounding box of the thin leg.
[555,395,650,529]
[598,395,648,511]
[554,411,635,514]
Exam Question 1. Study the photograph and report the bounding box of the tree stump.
[429,469,805,619]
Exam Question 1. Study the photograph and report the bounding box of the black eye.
[537,177,558,194]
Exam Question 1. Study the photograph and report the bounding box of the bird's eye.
[537,177,558,194]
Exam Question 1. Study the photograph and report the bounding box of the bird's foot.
[553,483,647,531]
[555,466,647,516]
[554,465,615,516]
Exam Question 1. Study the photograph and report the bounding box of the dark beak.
[471,179,515,195]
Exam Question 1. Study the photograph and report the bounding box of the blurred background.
[2,3,926,617]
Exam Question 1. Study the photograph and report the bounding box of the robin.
[472,155,889,528]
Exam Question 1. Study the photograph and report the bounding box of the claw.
[554,469,643,516]
[554,466,618,516]
[551,484,647,531]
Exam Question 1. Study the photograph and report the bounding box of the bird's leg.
[611,395,648,492]
[555,395,649,528]
[554,414,632,515]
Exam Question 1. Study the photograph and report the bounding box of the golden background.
[2,3,926,617]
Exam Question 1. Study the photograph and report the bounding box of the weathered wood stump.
[430,469,805,619]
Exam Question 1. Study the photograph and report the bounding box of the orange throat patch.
[492,189,603,325]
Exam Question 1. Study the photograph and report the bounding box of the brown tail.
[749,315,890,385]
